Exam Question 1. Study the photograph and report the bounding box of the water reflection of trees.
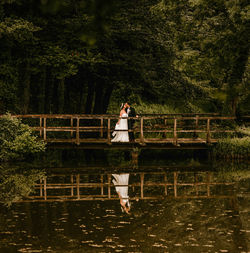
[0,167,45,206]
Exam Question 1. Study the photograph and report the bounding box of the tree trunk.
[102,84,114,113]
[22,62,31,114]
[93,83,103,114]
[45,72,54,114]
[57,78,65,114]
[38,68,46,113]
[79,82,88,113]
[85,82,95,114]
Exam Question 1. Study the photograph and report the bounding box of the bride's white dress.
[112,173,130,206]
[111,113,129,142]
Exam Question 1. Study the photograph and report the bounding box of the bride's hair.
[120,103,124,110]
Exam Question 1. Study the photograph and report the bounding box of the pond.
[0,149,249,253]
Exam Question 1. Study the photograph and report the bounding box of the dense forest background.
[0,0,249,115]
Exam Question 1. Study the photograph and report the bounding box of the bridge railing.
[0,114,236,145]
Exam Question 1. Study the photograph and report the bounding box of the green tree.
[153,0,249,114]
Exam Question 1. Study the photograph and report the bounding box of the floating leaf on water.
[148,234,156,237]
[118,221,130,224]
[117,244,126,248]
[174,243,182,246]
[81,240,94,244]
[89,244,103,248]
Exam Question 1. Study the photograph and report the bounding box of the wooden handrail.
[0,114,240,146]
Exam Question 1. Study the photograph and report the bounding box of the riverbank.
[212,127,250,160]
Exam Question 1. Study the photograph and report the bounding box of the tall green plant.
[0,114,45,161]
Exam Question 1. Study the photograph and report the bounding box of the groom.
[125,102,137,142]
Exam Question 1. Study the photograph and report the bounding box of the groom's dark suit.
[126,106,136,141]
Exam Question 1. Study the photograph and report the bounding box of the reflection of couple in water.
[111,102,137,143]
[112,173,131,214]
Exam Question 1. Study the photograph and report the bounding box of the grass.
[213,136,250,159]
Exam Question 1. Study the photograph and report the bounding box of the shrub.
[0,114,46,161]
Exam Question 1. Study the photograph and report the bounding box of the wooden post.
[70,118,74,138]
[39,117,43,137]
[174,118,178,145]
[163,118,167,138]
[76,117,80,145]
[206,118,211,144]
[100,118,103,138]
[193,115,199,138]
[207,172,211,197]
[195,174,198,196]
[101,175,104,195]
[174,172,177,197]
[76,174,80,199]
[43,117,46,141]
[108,174,111,199]
[43,178,47,200]
[71,175,74,197]
[140,173,144,199]
[140,117,145,144]
[107,118,111,144]
[40,178,43,197]
[164,173,167,195]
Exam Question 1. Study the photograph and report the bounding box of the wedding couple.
[111,102,137,143]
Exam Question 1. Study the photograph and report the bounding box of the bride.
[111,103,129,142]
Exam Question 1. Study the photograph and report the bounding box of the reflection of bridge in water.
[20,171,235,202]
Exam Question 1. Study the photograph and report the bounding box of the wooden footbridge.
[2,113,240,147]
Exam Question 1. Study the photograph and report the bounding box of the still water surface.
[0,150,249,253]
